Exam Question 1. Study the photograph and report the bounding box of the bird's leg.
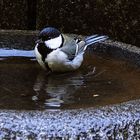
[84,67,96,77]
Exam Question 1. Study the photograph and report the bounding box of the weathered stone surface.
[0,99,140,139]
[0,30,38,50]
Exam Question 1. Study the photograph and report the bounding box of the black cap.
[39,27,61,41]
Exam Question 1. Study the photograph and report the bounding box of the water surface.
[0,49,140,110]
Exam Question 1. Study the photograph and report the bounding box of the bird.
[35,27,108,72]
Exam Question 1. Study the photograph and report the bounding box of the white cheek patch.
[45,35,62,49]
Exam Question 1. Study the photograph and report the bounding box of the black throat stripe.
[37,43,53,62]
[37,43,53,71]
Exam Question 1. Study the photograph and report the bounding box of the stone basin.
[0,30,140,139]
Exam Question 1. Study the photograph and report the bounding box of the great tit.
[35,27,108,72]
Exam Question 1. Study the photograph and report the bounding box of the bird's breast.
[46,49,70,72]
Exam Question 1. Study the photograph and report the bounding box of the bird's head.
[36,27,63,50]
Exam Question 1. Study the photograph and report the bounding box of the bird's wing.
[61,35,85,60]
[60,34,108,61]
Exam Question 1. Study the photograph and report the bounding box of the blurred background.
[0,0,139,46]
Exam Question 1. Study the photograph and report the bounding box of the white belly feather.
[46,49,84,72]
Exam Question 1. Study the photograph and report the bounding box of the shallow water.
[0,49,140,110]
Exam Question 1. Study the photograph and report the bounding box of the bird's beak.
[35,39,44,44]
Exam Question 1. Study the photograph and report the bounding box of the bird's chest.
[46,49,69,71]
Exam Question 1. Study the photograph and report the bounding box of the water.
[0,49,140,110]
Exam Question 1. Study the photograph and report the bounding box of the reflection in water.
[33,72,85,108]
[0,52,140,110]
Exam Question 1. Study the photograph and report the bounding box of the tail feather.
[85,35,108,46]
[85,34,99,42]
[76,34,108,55]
